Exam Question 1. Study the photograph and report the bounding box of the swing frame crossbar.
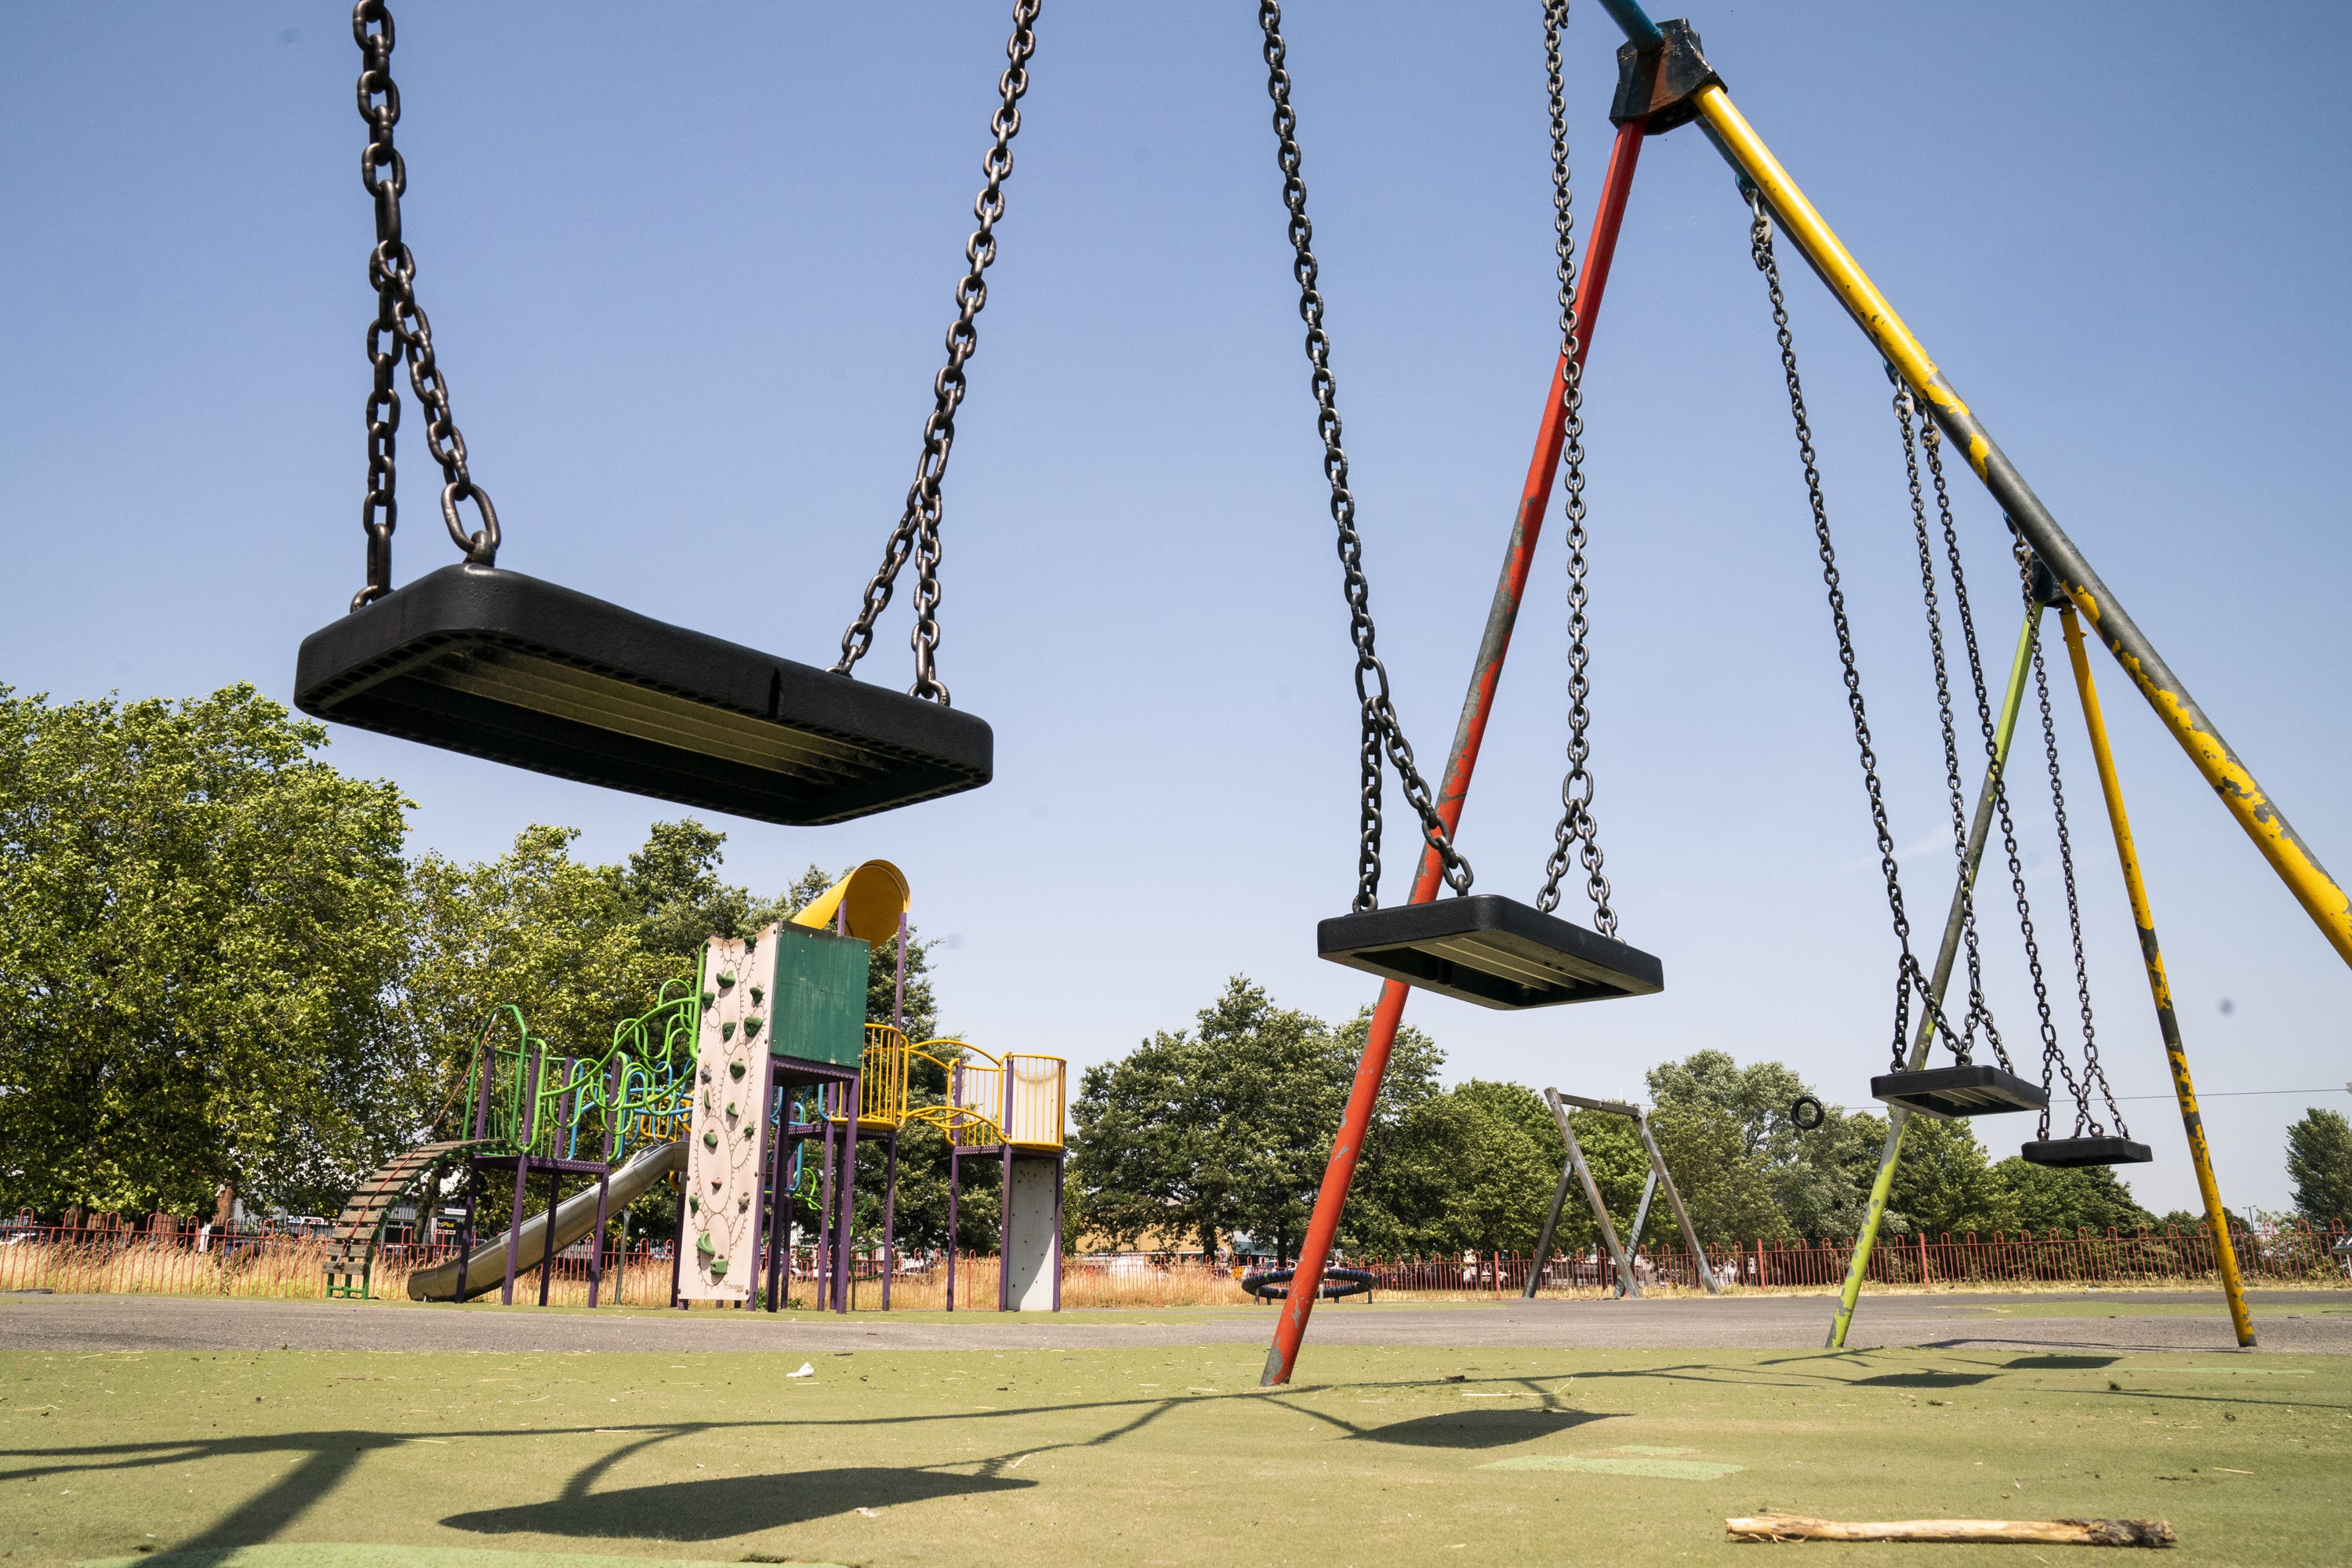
[1524,1088,1719,1299]
[1268,0,2324,1383]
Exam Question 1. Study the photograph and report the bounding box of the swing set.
[285,2,2346,1377]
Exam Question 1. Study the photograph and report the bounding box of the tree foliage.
[0,685,414,1217]
[2285,1107,2352,1226]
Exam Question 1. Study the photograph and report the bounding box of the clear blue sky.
[4,2,2347,1218]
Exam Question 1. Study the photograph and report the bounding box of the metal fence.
[3,1215,2343,1307]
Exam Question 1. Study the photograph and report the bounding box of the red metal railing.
[5,1214,2343,1306]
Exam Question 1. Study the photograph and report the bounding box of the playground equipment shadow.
[4,1289,2350,1357]
[5,1342,2347,1567]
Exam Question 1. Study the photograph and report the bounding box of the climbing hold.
[738,1193,751,1210]
[750,985,765,1007]
[721,1021,737,1042]
[688,1195,700,1213]
[729,1061,746,1080]
[726,1102,738,1118]
[703,1131,720,1149]
[743,1016,764,1039]
[709,1258,729,1278]
[701,992,716,1010]
[717,971,737,989]
[695,1231,714,1254]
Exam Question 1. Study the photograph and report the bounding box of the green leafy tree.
[2285,1108,2352,1226]
[1643,1049,1880,1240]
[1887,1115,2016,1238]
[0,684,415,1218]
[1992,1156,2156,1235]
[1359,1081,1565,1255]
[1647,1101,1790,1245]
[1069,978,1442,1261]
[400,824,681,1122]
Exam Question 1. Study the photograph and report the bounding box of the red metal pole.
[1261,119,1647,1386]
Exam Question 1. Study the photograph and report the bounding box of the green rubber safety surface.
[78,1549,842,1568]
[5,1345,2347,1566]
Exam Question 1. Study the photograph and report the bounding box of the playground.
[8,0,2352,1562]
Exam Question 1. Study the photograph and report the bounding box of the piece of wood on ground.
[1725,1513,2176,1547]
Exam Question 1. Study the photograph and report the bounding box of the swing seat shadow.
[2005,1354,2120,1370]
[1849,1371,1994,1388]
[442,1465,1033,1541]
[1350,1407,1613,1449]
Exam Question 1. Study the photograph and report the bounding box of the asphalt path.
[4,1289,2347,1356]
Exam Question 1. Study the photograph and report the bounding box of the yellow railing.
[823,1027,1065,1151]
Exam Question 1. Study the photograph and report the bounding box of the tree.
[1645,1049,1879,1240]
[1993,1157,2156,1236]
[1887,1116,2016,1238]
[0,684,415,1218]
[1068,978,1443,1261]
[1359,1081,1565,1255]
[1647,1102,1790,1246]
[400,824,680,1117]
[2285,1108,2352,1226]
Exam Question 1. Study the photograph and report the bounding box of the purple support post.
[815,1090,836,1299]
[500,1047,546,1306]
[834,1068,861,1314]
[998,1140,1014,1312]
[881,1130,898,1312]
[763,1065,789,1312]
[946,1145,960,1313]
[1052,1153,1065,1312]
[667,1171,688,1310]
[588,1056,617,1308]
[535,1163,560,1307]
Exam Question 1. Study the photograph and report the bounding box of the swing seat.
[1871,1063,2047,1119]
[295,564,993,826]
[1317,895,1664,1011]
[2021,1135,2152,1168]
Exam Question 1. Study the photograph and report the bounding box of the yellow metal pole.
[1690,82,2352,973]
[2057,605,2254,1348]
[1828,606,2040,1350]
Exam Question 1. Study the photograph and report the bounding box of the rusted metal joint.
[1608,18,1721,135]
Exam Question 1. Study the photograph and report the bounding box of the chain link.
[1748,194,1963,1072]
[1258,0,1471,911]
[831,0,1040,703]
[1533,1,1617,936]
[1892,384,1999,1058]
[2031,631,2127,1139]
[350,1,495,612]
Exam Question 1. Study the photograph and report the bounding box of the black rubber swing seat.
[1871,1063,2049,1119]
[2021,1135,2153,1168]
[293,564,993,826]
[1317,895,1664,1011]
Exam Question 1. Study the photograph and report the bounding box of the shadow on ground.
[444,1465,1034,1540]
[1347,1408,1613,1449]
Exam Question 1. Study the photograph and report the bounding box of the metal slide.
[406,1138,684,1302]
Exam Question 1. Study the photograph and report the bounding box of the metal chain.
[1748,194,1961,1072]
[831,0,1040,703]
[1258,0,1472,910]
[350,0,495,612]
[1892,384,1997,1057]
[2031,633,2125,1139]
[1534,0,1617,936]
[1918,415,2024,1072]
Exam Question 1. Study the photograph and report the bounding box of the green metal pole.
[1828,605,2042,1349]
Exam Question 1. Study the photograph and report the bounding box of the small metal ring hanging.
[441,481,499,564]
